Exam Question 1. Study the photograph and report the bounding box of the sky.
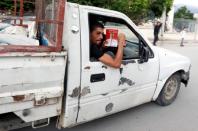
[174,0,198,13]
[174,0,198,7]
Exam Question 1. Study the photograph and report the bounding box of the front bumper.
[181,66,191,87]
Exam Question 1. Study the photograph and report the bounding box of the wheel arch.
[152,69,186,101]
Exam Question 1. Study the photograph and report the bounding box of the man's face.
[90,27,104,45]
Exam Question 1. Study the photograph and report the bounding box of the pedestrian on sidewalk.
[180,28,186,47]
[153,19,162,46]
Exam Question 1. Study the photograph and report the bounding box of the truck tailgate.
[0,52,67,122]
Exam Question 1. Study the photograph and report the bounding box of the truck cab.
[0,1,191,130]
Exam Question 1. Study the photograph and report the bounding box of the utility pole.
[194,14,198,41]
[19,0,24,25]
[13,0,17,24]
[161,7,166,38]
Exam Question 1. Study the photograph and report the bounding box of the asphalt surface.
[16,42,198,131]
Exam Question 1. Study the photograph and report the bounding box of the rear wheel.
[156,74,181,106]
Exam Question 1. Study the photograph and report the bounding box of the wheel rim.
[164,77,178,100]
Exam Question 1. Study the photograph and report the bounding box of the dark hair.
[90,21,104,32]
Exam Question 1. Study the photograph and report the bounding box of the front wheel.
[155,74,181,106]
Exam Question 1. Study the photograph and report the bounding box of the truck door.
[77,7,159,123]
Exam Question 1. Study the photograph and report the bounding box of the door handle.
[90,73,105,83]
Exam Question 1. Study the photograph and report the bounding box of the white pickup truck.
[0,2,191,130]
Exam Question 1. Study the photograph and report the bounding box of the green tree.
[174,6,194,19]
[68,0,150,24]
[0,0,13,10]
[149,0,174,18]
[0,0,34,13]
[0,0,173,24]
[68,0,174,23]
[111,0,150,24]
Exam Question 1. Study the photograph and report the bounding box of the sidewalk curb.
[148,38,198,43]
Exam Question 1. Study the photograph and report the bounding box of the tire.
[155,73,181,106]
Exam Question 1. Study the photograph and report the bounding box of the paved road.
[16,42,198,131]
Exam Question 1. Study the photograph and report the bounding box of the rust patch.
[35,98,46,106]
[12,67,23,69]
[105,103,114,112]
[57,109,61,115]
[69,87,80,98]
[102,65,108,69]
[13,95,25,102]
[120,88,128,93]
[119,77,135,86]
[81,87,91,97]
[22,109,31,117]
[101,93,108,96]
[24,54,32,57]
[1,85,8,88]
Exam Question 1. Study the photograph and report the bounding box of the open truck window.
[89,13,154,61]
[0,0,65,52]
[89,13,141,61]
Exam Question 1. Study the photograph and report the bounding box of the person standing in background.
[180,28,186,47]
[153,19,162,46]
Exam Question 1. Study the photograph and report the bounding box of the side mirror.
[143,47,149,62]
[139,45,149,64]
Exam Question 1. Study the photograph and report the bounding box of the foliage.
[149,0,174,18]
[68,0,173,23]
[0,0,13,11]
[174,6,194,19]
[110,0,150,24]
[0,0,34,13]
[0,0,174,24]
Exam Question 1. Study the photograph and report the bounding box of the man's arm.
[99,33,125,68]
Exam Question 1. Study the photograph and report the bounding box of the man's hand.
[118,33,126,47]
[99,33,126,68]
